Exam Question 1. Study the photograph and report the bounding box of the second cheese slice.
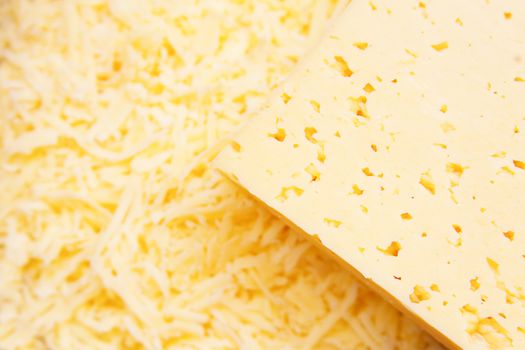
[215,0,525,349]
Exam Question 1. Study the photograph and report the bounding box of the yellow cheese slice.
[215,1,525,349]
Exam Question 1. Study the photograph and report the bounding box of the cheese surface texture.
[0,0,444,349]
[215,1,525,349]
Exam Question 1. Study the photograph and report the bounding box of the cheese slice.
[215,1,525,349]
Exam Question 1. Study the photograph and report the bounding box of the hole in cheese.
[305,163,320,182]
[377,241,402,257]
[269,128,286,142]
[276,186,304,202]
[333,55,353,77]
[431,41,449,51]
[410,285,431,303]
[503,231,515,241]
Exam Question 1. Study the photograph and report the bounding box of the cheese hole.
[409,285,431,303]
[419,173,436,194]
[305,163,320,181]
[304,127,326,162]
[467,317,511,347]
[276,186,303,202]
[377,241,401,256]
[349,95,370,119]
[486,257,500,274]
[333,55,353,77]
[323,218,342,228]
[317,144,326,163]
[357,95,367,103]
[462,304,477,314]
[353,42,368,50]
[431,41,449,51]
[310,100,320,113]
[362,167,374,176]
[351,184,364,195]
[363,83,375,93]
[513,160,525,170]
[470,277,480,291]
[268,128,286,142]
[446,162,465,176]
[400,212,412,220]
[503,231,514,241]
[281,93,291,104]
[304,127,318,143]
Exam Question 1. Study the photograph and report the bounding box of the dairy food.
[215,1,525,349]
[0,0,442,349]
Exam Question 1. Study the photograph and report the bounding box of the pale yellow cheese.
[215,1,525,349]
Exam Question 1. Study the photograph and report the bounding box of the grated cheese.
[1,1,441,349]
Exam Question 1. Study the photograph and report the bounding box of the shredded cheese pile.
[0,1,442,349]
